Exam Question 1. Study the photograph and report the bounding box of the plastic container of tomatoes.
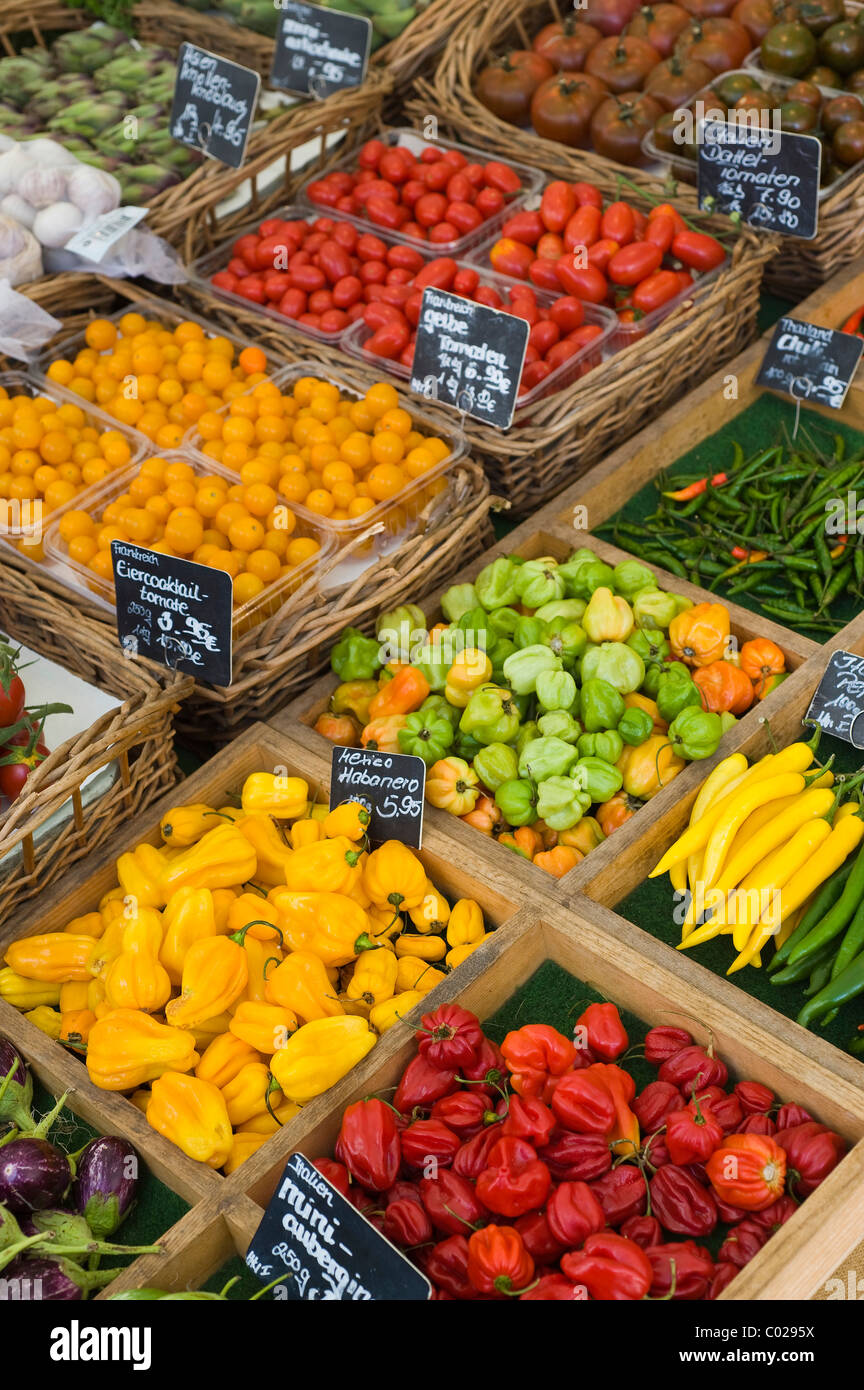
[296,127,544,259]
[182,360,467,588]
[41,451,337,637]
[0,370,144,558]
[340,265,617,414]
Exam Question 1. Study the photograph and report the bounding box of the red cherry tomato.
[600,201,635,245]
[386,244,425,272]
[529,319,562,354]
[358,139,386,168]
[671,229,726,271]
[484,160,523,193]
[413,257,458,290]
[308,289,334,314]
[332,222,357,251]
[319,309,349,332]
[415,193,449,227]
[333,275,363,308]
[564,205,602,251]
[540,180,578,233]
[475,187,506,219]
[428,222,459,243]
[263,270,292,300]
[489,237,535,279]
[446,173,476,203]
[502,209,546,246]
[475,285,504,308]
[649,202,688,236]
[379,148,415,183]
[554,258,608,301]
[381,283,414,306]
[453,268,480,296]
[401,179,426,208]
[290,263,328,293]
[359,260,388,285]
[367,319,411,357]
[317,239,352,283]
[277,288,307,318]
[549,295,585,331]
[644,214,676,252]
[587,237,619,272]
[572,181,604,208]
[446,202,484,234]
[631,269,684,312]
[442,148,467,169]
[357,233,388,260]
[423,161,453,191]
[365,197,410,230]
[536,232,565,260]
[607,242,663,284]
[528,259,563,291]
[211,271,237,293]
[364,301,406,329]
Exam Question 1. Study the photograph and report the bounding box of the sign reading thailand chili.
[410,287,529,429]
[272,1,371,98]
[329,745,425,849]
[170,43,260,169]
[805,651,864,749]
[697,119,821,240]
[757,316,864,410]
[111,541,232,686]
[246,1152,431,1300]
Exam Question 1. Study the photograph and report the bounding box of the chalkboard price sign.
[246,1152,431,1301]
[170,43,260,169]
[330,745,425,849]
[111,541,233,687]
[272,1,371,98]
[805,651,864,748]
[697,119,821,240]
[756,316,863,409]
[410,287,529,430]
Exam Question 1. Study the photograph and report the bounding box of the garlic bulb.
[32,202,84,249]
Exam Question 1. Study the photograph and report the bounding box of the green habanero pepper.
[577,730,624,763]
[612,559,656,600]
[534,599,586,624]
[535,669,578,714]
[512,616,549,650]
[545,619,588,670]
[502,644,562,695]
[490,638,517,683]
[517,736,579,782]
[475,556,521,610]
[571,756,624,804]
[536,777,592,831]
[440,583,478,623]
[656,666,702,724]
[495,778,539,827]
[376,604,426,661]
[459,685,522,745]
[473,742,519,792]
[420,693,461,730]
[455,730,483,762]
[642,664,664,700]
[488,607,522,638]
[414,632,464,691]
[515,557,565,610]
[672,594,694,615]
[537,711,582,743]
[580,641,645,695]
[633,588,678,631]
[668,706,723,760]
[331,679,379,725]
[617,707,654,747]
[331,626,382,682]
[515,721,541,756]
[398,711,454,766]
[579,678,626,732]
[627,629,670,665]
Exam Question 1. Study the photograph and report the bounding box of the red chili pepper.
[501,1094,556,1147]
[775,1102,812,1129]
[431,1091,494,1137]
[842,305,864,337]
[751,1195,797,1232]
[561,1231,653,1301]
[620,1214,663,1249]
[501,1023,576,1102]
[400,1118,461,1171]
[702,1090,744,1135]
[452,1124,505,1179]
[706,1133,788,1210]
[334,1098,401,1192]
[591,1165,648,1226]
[545,1180,606,1247]
[550,1070,616,1135]
[519,1273,582,1300]
[658,1045,728,1093]
[575,1002,628,1060]
[730,545,769,563]
[650,1165,718,1236]
[662,471,728,501]
[420,1168,488,1236]
[475,1136,551,1217]
[644,1026,693,1065]
[645,1239,715,1299]
[382,1197,433,1248]
[537,1131,612,1182]
[424,1234,477,1299]
[584,1062,640,1157]
[775,1121,845,1197]
[718,1218,769,1269]
[513,1210,566,1264]
[467,1225,535,1297]
[739,1113,776,1136]
[666,1093,724,1166]
[708,1262,739,1299]
[633,1080,681,1133]
[417,1004,483,1070]
[458,1037,506,1097]
[393,1055,457,1114]
[312,1157,351,1198]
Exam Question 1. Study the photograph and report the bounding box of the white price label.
[64,206,149,264]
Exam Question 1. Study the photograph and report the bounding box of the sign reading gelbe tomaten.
[245,1152,431,1300]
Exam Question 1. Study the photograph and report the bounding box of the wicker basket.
[0,567,190,929]
[419,0,864,297]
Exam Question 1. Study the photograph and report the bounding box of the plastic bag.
[0,280,61,361]
[45,226,186,284]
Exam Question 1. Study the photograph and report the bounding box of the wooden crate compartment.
[227,905,864,1301]
[93,1196,258,1300]
[276,523,811,900]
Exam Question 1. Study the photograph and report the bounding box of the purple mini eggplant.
[72,1136,138,1238]
[1,1254,119,1300]
[0,1036,34,1132]
[0,1138,71,1214]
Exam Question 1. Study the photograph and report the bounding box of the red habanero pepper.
[475,1136,551,1217]
[575,1002,629,1059]
[751,1195,797,1232]
[739,1113,776,1136]
[659,1045,728,1093]
[385,1180,423,1206]
[775,1122,845,1197]
[585,1062,640,1158]
[520,1274,583,1301]
[645,1134,671,1168]
[400,1119,461,1171]
[467,1225,535,1298]
[393,1055,457,1113]
[346,1185,377,1217]
[591,1165,648,1226]
[662,472,728,502]
[620,1214,663,1249]
[775,1103,812,1129]
[334,1098,401,1191]
[665,1092,724,1165]
[644,1025,693,1065]
[382,1198,433,1248]
[561,1232,653,1301]
[501,1094,556,1147]
[431,1091,495,1137]
[417,1004,484,1070]
[537,1131,612,1181]
[313,1157,351,1198]
[706,1134,787,1211]
[707,1092,744,1134]
[550,1070,615,1135]
[633,1080,681,1132]
[713,1193,748,1224]
[514,1210,566,1264]
[420,1168,488,1236]
[501,1023,576,1101]
[649,1165,718,1236]
[453,1124,505,1179]
[708,1262,739,1299]
[645,1240,715,1300]
[458,1037,506,1097]
[546,1180,606,1248]
[424,1235,477,1299]
[718,1218,768,1270]
[841,305,864,337]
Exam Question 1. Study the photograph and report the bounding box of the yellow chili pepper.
[158,824,258,899]
[59,981,90,1012]
[237,934,282,1005]
[147,1071,232,1168]
[104,907,171,1014]
[346,949,398,1005]
[445,898,485,949]
[24,1005,63,1039]
[229,1000,298,1054]
[196,1031,261,1089]
[367,905,403,941]
[339,994,372,1018]
[268,890,376,966]
[281,837,363,895]
[700,774,811,890]
[223,1131,270,1173]
[187,1013,235,1050]
[446,936,494,969]
[165,933,250,1029]
[394,957,447,995]
[408,885,450,935]
[129,1089,150,1114]
[729,819,833,952]
[160,889,219,986]
[220,1061,282,1127]
[717,789,836,905]
[160,802,221,847]
[235,814,293,888]
[60,1009,95,1048]
[63,912,103,939]
[265,950,344,1022]
[369,991,423,1034]
[241,772,309,819]
[290,818,325,849]
[212,887,239,931]
[5,934,95,984]
[87,1010,199,1091]
[323,801,370,841]
[117,843,169,909]
[0,970,61,1009]
[394,933,447,962]
[226,893,283,942]
[238,1100,301,1135]
[363,840,427,912]
[270,1015,376,1103]
[87,977,106,1013]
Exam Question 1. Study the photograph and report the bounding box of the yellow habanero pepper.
[270,1015,376,1103]
[236,934,282,1006]
[160,802,221,847]
[104,908,171,1014]
[235,814,293,888]
[446,937,493,969]
[5,934,95,984]
[87,1010,199,1091]
[221,1061,282,1127]
[367,904,403,941]
[24,1005,63,1039]
[394,933,448,962]
[265,950,344,1022]
[281,837,363,895]
[346,949,398,1005]
[165,931,250,1030]
[268,890,376,967]
[100,899,125,933]
[128,1089,150,1114]
[229,1000,297,1054]
[196,1031,260,1088]
[309,803,329,822]
[117,843,170,909]
[226,893,283,942]
[86,916,127,978]
[159,889,219,986]
[147,1071,232,1168]
[187,1013,234,1050]
[60,1009,95,1048]
[323,801,370,842]
[212,888,239,932]
[59,981,89,1012]
[444,648,493,708]
[290,817,325,849]
[369,990,424,1034]
[223,1131,270,1173]
[409,885,450,935]
[394,957,447,995]
[0,970,61,1009]
[363,840,427,913]
[63,912,103,939]
[87,977,106,1013]
[158,824,257,900]
[237,1099,300,1134]
[339,993,371,1018]
[241,772,309,820]
[345,874,372,909]
[446,898,485,949]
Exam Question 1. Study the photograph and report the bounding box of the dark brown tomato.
[475,50,557,123]
[713,69,762,102]
[533,19,604,71]
[805,63,842,85]
[530,73,610,144]
[797,0,845,35]
[844,68,864,94]
[626,4,693,57]
[678,0,737,19]
[675,17,753,72]
[585,35,664,91]
[732,0,795,45]
[581,0,644,36]
[644,53,715,106]
[833,116,864,162]
[818,20,864,74]
[590,89,665,160]
[822,93,864,132]
[784,78,823,107]
[652,107,693,150]
[778,97,820,129]
[735,88,778,113]
[760,20,819,75]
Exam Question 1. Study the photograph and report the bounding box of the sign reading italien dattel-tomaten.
[697,119,821,240]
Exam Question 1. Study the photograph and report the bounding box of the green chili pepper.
[796,949,864,1030]
[787,841,864,969]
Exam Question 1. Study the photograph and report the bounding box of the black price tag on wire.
[410,287,529,430]
[757,316,863,411]
[246,1153,431,1301]
[272,0,371,98]
[329,745,425,849]
[697,119,821,240]
[111,542,233,687]
[170,43,260,169]
[805,651,864,748]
